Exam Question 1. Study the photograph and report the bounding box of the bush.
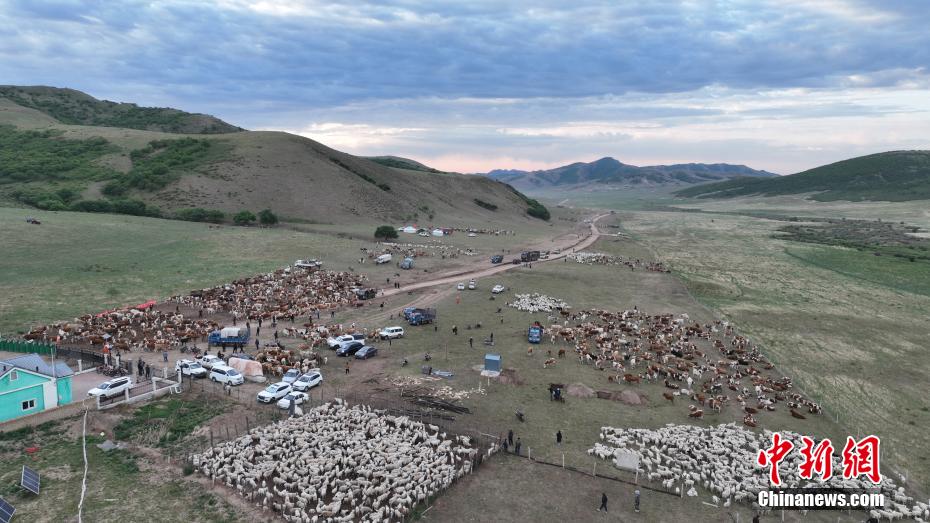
[525,198,550,220]
[258,209,278,225]
[374,225,398,239]
[175,207,225,223]
[68,199,161,217]
[474,198,498,211]
[233,210,256,226]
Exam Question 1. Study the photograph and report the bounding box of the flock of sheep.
[507,293,570,313]
[193,400,481,522]
[589,423,928,521]
[567,251,670,272]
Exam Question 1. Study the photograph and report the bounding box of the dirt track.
[379,213,608,299]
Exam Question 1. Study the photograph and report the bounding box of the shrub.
[374,225,398,240]
[258,209,279,225]
[175,208,225,223]
[233,210,256,226]
[525,198,550,220]
[474,198,498,211]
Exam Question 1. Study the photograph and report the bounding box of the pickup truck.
[490,255,504,264]
[327,333,367,349]
[405,307,436,326]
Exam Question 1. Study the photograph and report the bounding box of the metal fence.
[0,339,56,355]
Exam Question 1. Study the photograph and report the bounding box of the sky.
[1,0,929,174]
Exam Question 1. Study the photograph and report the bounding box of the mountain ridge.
[482,156,777,191]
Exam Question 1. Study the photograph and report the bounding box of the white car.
[292,371,323,392]
[199,354,224,370]
[327,333,366,349]
[257,382,292,403]
[282,368,301,384]
[467,233,477,237]
[88,376,133,399]
[210,365,244,385]
[491,284,506,294]
[277,391,309,409]
[379,326,405,340]
[175,359,207,378]
[456,282,465,291]
[468,279,477,290]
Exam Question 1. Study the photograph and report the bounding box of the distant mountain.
[366,156,446,173]
[0,85,243,134]
[484,157,776,191]
[675,151,930,202]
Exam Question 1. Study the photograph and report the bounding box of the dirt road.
[379,212,609,299]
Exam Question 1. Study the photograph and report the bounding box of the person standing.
[345,362,350,375]
[556,430,562,447]
[634,489,641,513]
[508,429,514,446]
[469,337,473,348]
[598,492,608,512]
[162,349,168,363]
[514,438,522,456]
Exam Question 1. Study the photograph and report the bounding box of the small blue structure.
[484,353,501,372]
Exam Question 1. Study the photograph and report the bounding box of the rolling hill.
[0,86,243,134]
[485,157,776,192]
[675,150,930,202]
[0,87,547,225]
[366,156,446,173]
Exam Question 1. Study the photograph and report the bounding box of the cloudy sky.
[2,0,929,173]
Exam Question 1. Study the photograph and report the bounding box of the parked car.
[456,282,465,291]
[282,368,301,384]
[292,371,322,392]
[467,233,477,237]
[468,279,477,290]
[511,259,521,265]
[491,284,506,294]
[327,333,366,349]
[490,255,504,264]
[199,354,224,370]
[175,359,207,379]
[378,326,405,340]
[277,391,309,409]
[336,341,365,357]
[210,365,244,385]
[355,346,379,359]
[257,382,292,403]
[88,376,133,399]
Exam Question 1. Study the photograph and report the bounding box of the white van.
[376,254,393,264]
[210,365,244,386]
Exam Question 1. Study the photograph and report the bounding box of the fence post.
[593,461,597,477]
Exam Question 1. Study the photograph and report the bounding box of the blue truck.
[405,307,437,326]
[208,326,250,348]
[528,323,543,344]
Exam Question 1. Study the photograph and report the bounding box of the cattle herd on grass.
[22,267,366,351]
[530,306,823,426]
[589,423,929,521]
[194,400,482,522]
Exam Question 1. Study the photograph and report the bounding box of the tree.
[233,210,257,226]
[374,225,398,240]
[258,208,279,225]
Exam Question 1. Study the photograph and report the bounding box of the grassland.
[606,208,930,493]
[0,414,244,523]
[0,206,577,335]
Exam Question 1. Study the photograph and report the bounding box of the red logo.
[798,436,834,481]
[757,432,794,486]
[841,435,882,483]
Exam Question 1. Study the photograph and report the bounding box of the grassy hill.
[366,155,445,173]
[675,150,930,202]
[0,87,547,226]
[0,85,242,134]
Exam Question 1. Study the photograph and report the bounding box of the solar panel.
[21,465,40,495]
[0,496,15,523]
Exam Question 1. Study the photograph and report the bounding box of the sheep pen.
[588,423,929,521]
[192,400,482,522]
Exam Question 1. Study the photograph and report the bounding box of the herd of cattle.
[23,267,366,352]
[539,307,823,425]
